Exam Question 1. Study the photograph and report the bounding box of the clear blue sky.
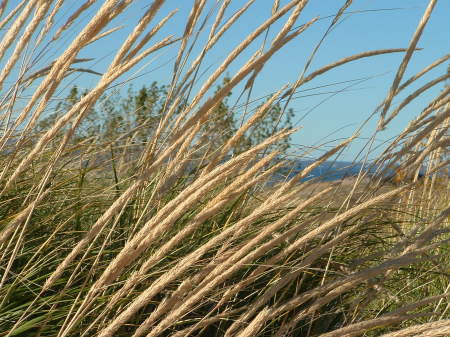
[14,0,450,161]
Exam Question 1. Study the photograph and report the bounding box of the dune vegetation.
[0,1,448,336]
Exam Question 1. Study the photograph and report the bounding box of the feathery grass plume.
[52,0,97,41]
[398,53,450,92]
[0,3,140,189]
[131,252,238,337]
[0,0,37,66]
[0,32,177,241]
[126,186,334,337]
[96,130,293,282]
[202,85,288,173]
[11,1,132,133]
[208,0,231,40]
[170,0,311,135]
[108,0,166,68]
[301,294,450,337]
[0,0,52,89]
[235,307,271,337]
[125,9,178,62]
[378,0,437,129]
[172,0,255,101]
[266,240,445,317]
[281,0,352,108]
[172,0,206,81]
[35,0,64,45]
[39,131,189,293]
[386,73,449,127]
[281,48,416,102]
[380,319,450,337]
[81,154,285,335]
[223,184,411,335]
[86,25,125,47]
[78,131,295,337]
[0,0,449,336]
[0,2,25,31]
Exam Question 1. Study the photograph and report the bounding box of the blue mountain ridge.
[270,160,429,183]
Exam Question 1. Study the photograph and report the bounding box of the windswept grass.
[0,1,448,336]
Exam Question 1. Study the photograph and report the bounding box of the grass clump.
[0,1,448,336]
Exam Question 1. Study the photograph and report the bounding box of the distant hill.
[271,160,430,183]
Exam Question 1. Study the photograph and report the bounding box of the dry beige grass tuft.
[0,1,448,336]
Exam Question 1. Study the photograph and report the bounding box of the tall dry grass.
[0,1,448,336]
